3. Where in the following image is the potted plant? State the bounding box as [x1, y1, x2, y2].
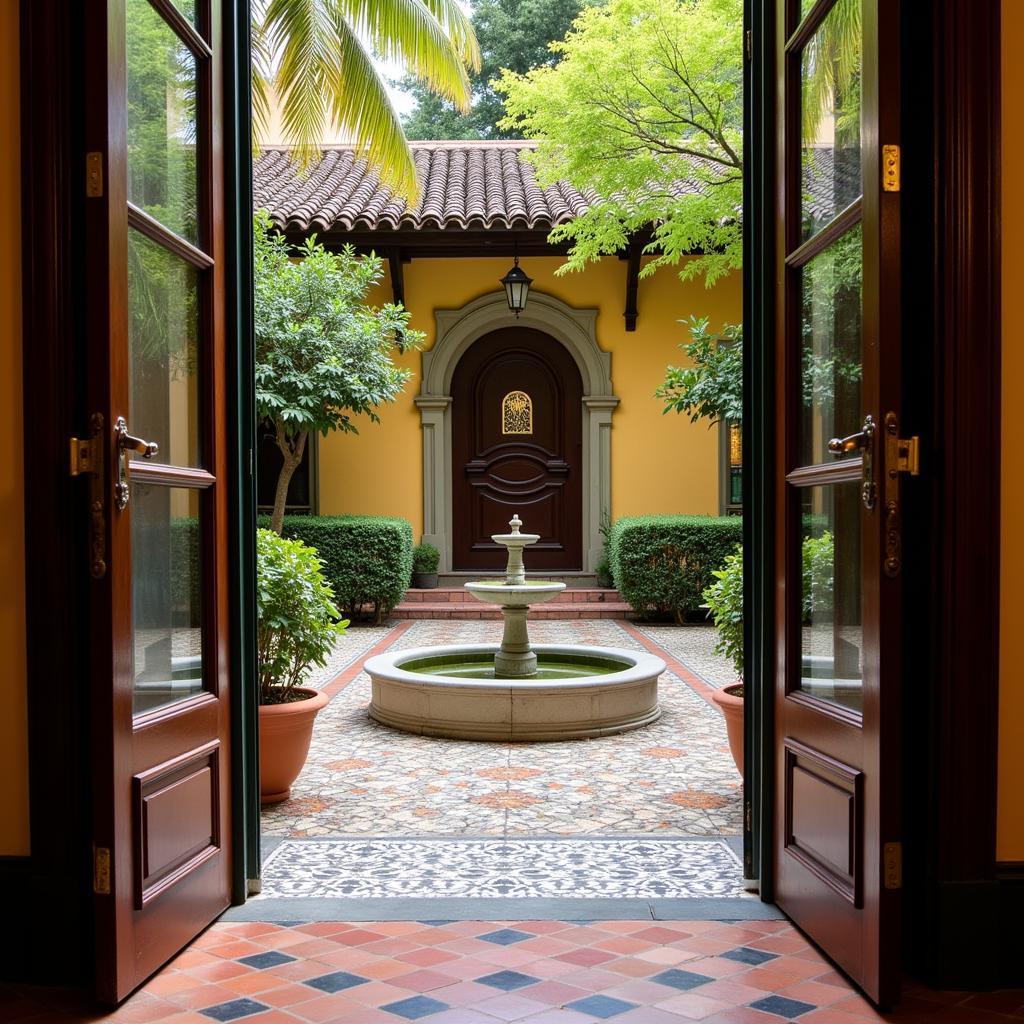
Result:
[703, 545, 745, 776]
[257, 528, 347, 804]
[411, 541, 440, 589]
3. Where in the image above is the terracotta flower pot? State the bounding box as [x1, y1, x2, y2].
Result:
[259, 687, 329, 804]
[711, 683, 745, 777]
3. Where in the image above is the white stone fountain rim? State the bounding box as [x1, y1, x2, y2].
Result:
[364, 643, 666, 692]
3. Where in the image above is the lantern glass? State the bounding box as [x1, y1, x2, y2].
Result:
[500, 259, 533, 315]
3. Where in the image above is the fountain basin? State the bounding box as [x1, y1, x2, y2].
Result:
[366, 643, 665, 741]
[463, 579, 565, 608]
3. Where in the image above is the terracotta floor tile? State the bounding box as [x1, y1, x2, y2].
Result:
[521, 980, 591, 1007]
[696, 978, 778, 1005]
[614, 1009, 695, 1023]
[429, 981, 498, 1006]
[287, 992, 364, 1022]
[472, 993, 549, 1021]
[604, 957, 665, 979]
[655, 991, 734, 1019]
[181, 962, 252, 984]
[593, 937, 657, 956]
[389, 968, 459, 993]
[394, 947, 461, 968]
[778, 978, 856, 1007]
[635, 947, 706, 966]
[554, 948, 618, 968]
[253, 983, 322, 1009]
[426, 1010, 506, 1024]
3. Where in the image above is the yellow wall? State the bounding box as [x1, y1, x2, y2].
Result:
[999, 0, 1024, 862]
[0, 1, 28, 857]
[318, 256, 742, 538]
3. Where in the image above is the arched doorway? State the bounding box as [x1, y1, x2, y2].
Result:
[450, 327, 583, 572]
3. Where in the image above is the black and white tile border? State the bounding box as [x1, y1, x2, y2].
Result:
[256, 836, 752, 900]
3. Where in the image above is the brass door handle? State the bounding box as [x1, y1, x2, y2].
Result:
[114, 416, 158, 510]
[828, 415, 875, 455]
[828, 414, 876, 510]
[116, 416, 159, 459]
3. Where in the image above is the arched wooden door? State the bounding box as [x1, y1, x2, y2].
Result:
[451, 328, 583, 572]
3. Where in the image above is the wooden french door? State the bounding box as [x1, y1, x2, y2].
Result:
[773, 0, 904, 1007]
[84, 0, 232, 1003]
[451, 328, 583, 572]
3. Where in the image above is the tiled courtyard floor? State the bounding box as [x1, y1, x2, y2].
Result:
[8, 919, 1023, 1023]
[260, 620, 742, 840]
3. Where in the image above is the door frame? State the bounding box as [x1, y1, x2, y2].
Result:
[417, 290, 619, 574]
[4, 0, 1019, 996]
[744, 0, 1021, 991]
[9, 0, 257, 988]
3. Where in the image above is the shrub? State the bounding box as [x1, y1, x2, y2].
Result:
[608, 515, 744, 622]
[256, 528, 347, 705]
[802, 530, 835, 622]
[412, 542, 440, 575]
[258, 514, 414, 623]
[703, 545, 744, 682]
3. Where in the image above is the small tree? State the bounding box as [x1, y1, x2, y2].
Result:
[656, 316, 742, 425]
[254, 210, 424, 533]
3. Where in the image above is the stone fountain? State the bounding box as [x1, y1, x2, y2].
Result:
[365, 516, 664, 741]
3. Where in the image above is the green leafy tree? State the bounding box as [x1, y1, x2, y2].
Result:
[497, 0, 743, 287]
[254, 210, 425, 533]
[402, 0, 583, 140]
[252, 0, 481, 196]
[657, 316, 742, 424]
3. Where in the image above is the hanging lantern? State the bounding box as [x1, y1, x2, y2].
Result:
[500, 255, 532, 316]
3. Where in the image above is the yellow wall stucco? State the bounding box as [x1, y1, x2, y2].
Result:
[0, 1, 29, 857]
[317, 255, 742, 539]
[998, 0, 1024, 862]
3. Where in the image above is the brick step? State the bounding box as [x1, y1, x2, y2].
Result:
[402, 587, 622, 604]
[392, 601, 636, 621]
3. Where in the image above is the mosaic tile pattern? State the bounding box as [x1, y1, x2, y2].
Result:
[629, 624, 739, 690]
[257, 838, 751, 900]
[9, 919, 1021, 1022]
[262, 620, 742, 839]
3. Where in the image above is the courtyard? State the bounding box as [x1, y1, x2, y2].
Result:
[255, 618, 750, 908]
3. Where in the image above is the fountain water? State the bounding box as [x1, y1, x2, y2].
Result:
[365, 516, 664, 741]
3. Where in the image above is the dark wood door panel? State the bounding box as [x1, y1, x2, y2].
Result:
[452, 328, 582, 572]
[134, 741, 221, 909]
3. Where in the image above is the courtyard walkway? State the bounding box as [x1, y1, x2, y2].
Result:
[260, 620, 742, 840]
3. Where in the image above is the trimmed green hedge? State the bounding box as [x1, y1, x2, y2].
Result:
[258, 514, 413, 623]
[608, 515, 743, 622]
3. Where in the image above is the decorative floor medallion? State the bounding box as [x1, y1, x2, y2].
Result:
[257, 837, 750, 900]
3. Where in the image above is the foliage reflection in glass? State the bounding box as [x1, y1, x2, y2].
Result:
[799, 225, 862, 466]
[127, 0, 199, 244]
[800, 0, 861, 239]
[798, 483, 863, 714]
[128, 228, 201, 467]
[132, 485, 204, 716]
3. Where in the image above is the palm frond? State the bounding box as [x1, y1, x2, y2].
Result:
[801, 0, 861, 143]
[326, 11, 419, 200]
[413, 0, 481, 72]
[250, 14, 274, 149]
[338, 0, 476, 109]
[263, 0, 338, 167]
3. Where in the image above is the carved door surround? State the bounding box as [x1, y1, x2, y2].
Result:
[416, 291, 618, 573]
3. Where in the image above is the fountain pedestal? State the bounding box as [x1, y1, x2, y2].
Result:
[364, 515, 664, 741]
[464, 515, 565, 679]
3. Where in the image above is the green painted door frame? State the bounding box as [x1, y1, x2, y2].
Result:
[224, 0, 260, 902]
[742, 0, 775, 901]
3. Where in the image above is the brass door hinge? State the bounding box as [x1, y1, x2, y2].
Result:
[882, 145, 900, 192]
[86, 152, 103, 197]
[70, 413, 107, 578]
[883, 841, 902, 890]
[93, 845, 111, 895]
